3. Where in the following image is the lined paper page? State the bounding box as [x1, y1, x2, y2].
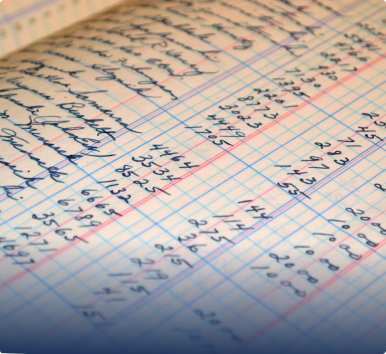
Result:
[0, 0, 385, 353]
[0, 0, 124, 56]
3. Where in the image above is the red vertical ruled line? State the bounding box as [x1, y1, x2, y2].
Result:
[0, 0, 382, 336]
[0, 10, 380, 346]
[0, 0, 378, 205]
[112, 198, 386, 346]
[0, 32, 371, 234]
[0, 32, 284, 178]
[0, 0, 371, 251]
[201, 161, 386, 342]
[50, 61, 386, 329]
[0, 47, 384, 295]
[0, 0, 365, 175]
[36, 1, 386, 341]
[1, 20, 382, 236]
[240, 211, 386, 351]
[0, 2, 308, 171]
[101, 123, 386, 328]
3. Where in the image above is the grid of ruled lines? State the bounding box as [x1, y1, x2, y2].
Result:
[0, 0, 385, 353]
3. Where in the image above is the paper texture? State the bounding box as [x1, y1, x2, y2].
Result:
[0, 0, 385, 353]
[0, 0, 124, 55]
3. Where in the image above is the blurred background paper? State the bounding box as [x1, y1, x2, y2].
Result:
[0, 0, 124, 56]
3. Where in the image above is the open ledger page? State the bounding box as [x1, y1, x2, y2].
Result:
[0, 0, 385, 353]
